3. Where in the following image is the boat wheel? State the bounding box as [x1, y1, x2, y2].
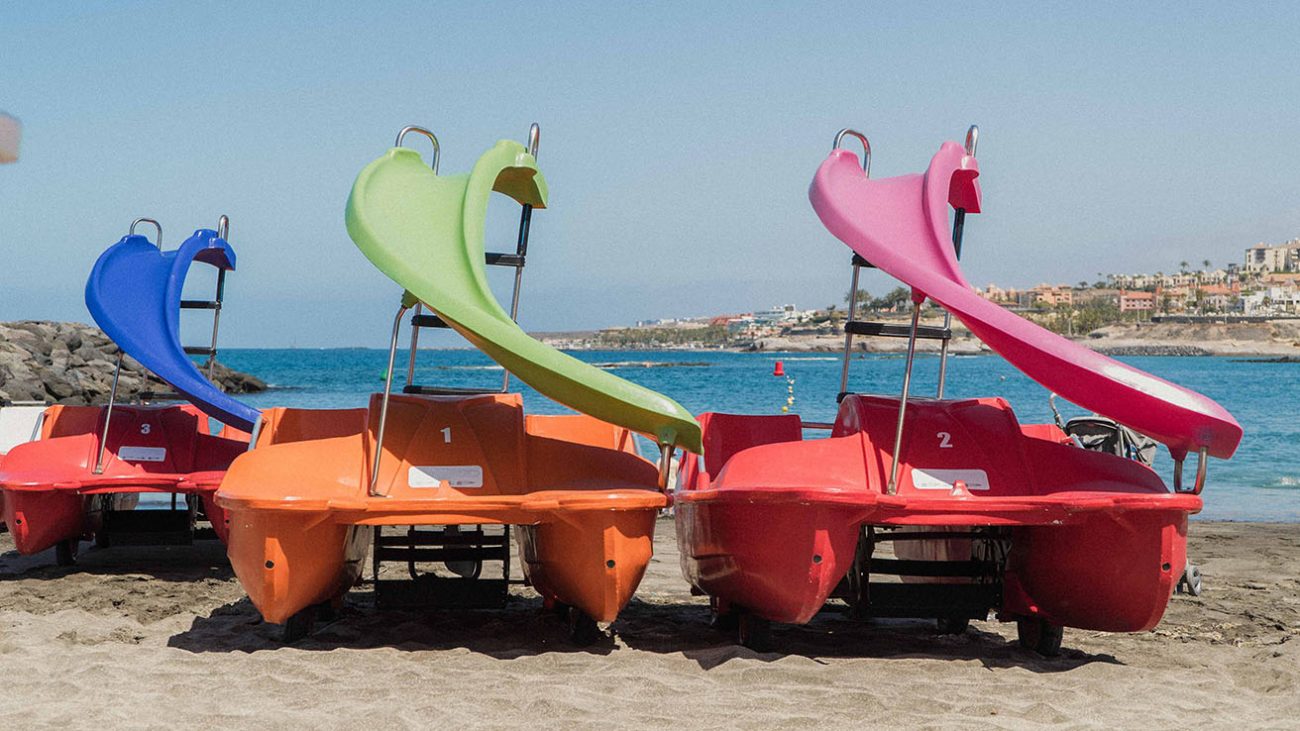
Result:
[936, 617, 970, 635]
[1016, 618, 1063, 657]
[55, 539, 79, 567]
[737, 613, 772, 653]
[567, 607, 601, 646]
[281, 606, 316, 643]
[1178, 562, 1203, 597]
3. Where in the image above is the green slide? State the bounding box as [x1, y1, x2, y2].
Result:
[346, 138, 702, 453]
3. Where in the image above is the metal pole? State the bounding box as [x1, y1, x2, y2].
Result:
[936, 125, 978, 398]
[206, 215, 230, 380]
[657, 443, 674, 492]
[94, 353, 124, 475]
[887, 299, 923, 495]
[839, 262, 862, 397]
[406, 302, 423, 389]
[503, 122, 540, 393]
[369, 304, 410, 496]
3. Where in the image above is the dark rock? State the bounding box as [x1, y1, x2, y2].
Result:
[0, 320, 266, 407]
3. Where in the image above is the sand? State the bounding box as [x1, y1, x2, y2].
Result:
[1, 520, 1297, 730]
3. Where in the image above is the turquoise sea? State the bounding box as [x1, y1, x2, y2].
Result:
[221, 348, 1299, 523]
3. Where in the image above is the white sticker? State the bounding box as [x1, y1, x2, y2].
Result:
[119, 446, 167, 463]
[408, 465, 484, 488]
[910, 468, 990, 491]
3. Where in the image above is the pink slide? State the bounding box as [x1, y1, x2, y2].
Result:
[809, 142, 1241, 461]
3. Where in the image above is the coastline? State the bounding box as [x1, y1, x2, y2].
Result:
[536, 318, 1300, 357]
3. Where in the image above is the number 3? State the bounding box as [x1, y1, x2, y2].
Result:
[937, 431, 952, 448]
[140, 423, 151, 435]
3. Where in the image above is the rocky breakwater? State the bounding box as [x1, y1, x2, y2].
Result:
[0, 321, 265, 404]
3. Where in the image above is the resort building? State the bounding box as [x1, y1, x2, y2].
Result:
[1244, 238, 1300, 273]
[1118, 290, 1155, 313]
[1029, 284, 1073, 307]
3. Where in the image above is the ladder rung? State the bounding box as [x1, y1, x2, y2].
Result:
[484, 252, 525, 267]
[179, 300, 221, 310]
[845, 321, 950, 340]
[402, 385, 504, 396]
[374, 532, 507, 548]
[183, 346, 217, 356]
[411, 313, 450, 329]
[375, 546, 509, 564]
[869, 558, 993, 578]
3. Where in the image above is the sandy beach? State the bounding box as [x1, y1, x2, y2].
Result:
[1, 519, 1297, 730]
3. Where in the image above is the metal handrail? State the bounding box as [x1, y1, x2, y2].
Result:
[502, 122, 540, 393]
[886, 299, 923, 495]
[936, 124, 979, 398]
[130, 217, 162, 248]
[205, 215, 230, 378]
[834, 129, 871, 399]
[1173, 447, 1209, 495]
[369, 303, 410, 496]
[97, 217, 162, 473]
[396, 126, 440, 173]
[833, 128, 871, 175]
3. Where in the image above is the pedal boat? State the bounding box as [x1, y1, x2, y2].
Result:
[0, 220, 257, 562]
[675, 131, 1242, 652]
[216, 127, 700, 637]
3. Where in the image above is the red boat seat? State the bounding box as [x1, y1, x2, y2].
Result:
[700, 412, 803, 477]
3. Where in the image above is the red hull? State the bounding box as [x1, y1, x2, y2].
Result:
[0, 405, 245, 555]
[676, 396, 1200, 633]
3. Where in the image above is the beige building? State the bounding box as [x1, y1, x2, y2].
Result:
[1244, 239, 1300, 273]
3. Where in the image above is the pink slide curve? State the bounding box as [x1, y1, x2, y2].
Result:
[809, 142, 1241, 461]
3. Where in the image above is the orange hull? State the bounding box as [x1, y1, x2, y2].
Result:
[217, 394, 666, 625]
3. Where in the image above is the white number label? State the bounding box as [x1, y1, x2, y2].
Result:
[441, 427, 452, 444]
[140, 423, 152, 435]
[937, 431, 952, 448]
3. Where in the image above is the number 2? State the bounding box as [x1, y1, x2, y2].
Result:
[937, 431, 952, 448]
[441, 427, 452, 444]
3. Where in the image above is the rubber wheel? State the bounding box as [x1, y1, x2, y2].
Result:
[567, 607, 601, 646]
[937, 617, 970, 635]
[1179, 563, 1203, 597]
[281, 607, 316, 643]
[55, 539, 79, 567]
[1017, 618, 1063, 657]
[709, 597, 739, 632]
[737, 613, 773, 653]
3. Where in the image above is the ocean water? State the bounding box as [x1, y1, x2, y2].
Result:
[221, 348, 1299, 523]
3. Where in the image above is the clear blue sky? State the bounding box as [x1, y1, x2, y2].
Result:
[2, 2, 1297, 347]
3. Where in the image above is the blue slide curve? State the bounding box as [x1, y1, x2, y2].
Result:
[85, 228, 260, 432]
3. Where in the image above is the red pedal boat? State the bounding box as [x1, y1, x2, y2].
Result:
[0, 217, 256, 564]
[675, 128, 1242, 654]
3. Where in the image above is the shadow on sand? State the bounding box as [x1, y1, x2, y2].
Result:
[165, 590, 1121, 673]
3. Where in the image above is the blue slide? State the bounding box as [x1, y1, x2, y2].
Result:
[85, 228, 260, 432]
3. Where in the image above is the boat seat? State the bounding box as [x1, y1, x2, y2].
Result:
[810, 142, 1241, 461]
[85, 229, 260, 432]
[346, 139, 701, 453]
[699, 412, 803, 477]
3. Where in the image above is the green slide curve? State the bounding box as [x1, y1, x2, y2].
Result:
[346, 139, 702, 453]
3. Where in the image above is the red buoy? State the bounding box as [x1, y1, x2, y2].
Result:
[772, 360, 785, 377]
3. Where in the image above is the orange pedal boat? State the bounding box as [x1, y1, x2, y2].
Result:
[216, 125, 700, 641]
